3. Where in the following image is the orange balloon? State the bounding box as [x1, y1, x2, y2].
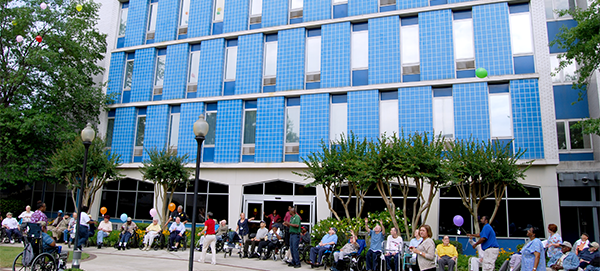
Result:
[168, 203, 176, 212]
[100, 207, 107, 215]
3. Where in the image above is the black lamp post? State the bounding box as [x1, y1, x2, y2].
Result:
[72, 123, 95, 269]
[189, 115, 209, 271]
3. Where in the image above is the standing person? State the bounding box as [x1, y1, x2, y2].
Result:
[30, 200, 48, 224]
[546, 224, 563, 259]
[283, 206, 293, 249]
[142, 218, 161, 250]
[410, 225, 436, 271]
[521, 227, 545, 271]
[165, 205, 189, 226]
[51, 213, 70, 243]
[199, 212, 217, 265]
[96, 215, 112, 248]
[385, 227, 404, 271]
[77, 206, 94, 250]
[365, 217, 386, 271]
[409, 229, 423, 271]
[574, 233, 590, 255]
[235, 213, 254, 244]
[2, 212, 22, 243]
[265, 209, 280, 230]
[117, 217, 138, 250]
[283, 207, 301, 268]
[467, 216, 500, 271]
[436, 236, 458, 271]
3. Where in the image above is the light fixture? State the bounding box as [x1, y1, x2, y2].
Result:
[81, 123, 96, 142]
[193, 115, 209, 137]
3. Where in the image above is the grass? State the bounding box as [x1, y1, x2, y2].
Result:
[0, 245, 90, 268]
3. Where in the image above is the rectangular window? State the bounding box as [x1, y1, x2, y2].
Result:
[453, 11, 475, 74]
[213, 0, 224, 22]
[224, 44, 238, 81]
[289, 0, 303, 24]
[380, 91, 399, 137]
[550, 55, 577, 83]
[432, 88, 454, 139]
[401, 17, 420, 77]
[168, 106, 181, 153]
[118, 3, 128, 37]
[187, 45, 201, 94]
[285, 98, 300, 161]
[557, 120, 592, 150]
[509, 12, 533, 55]
[263, 34, 278, 90]
[332, 0, 348, 18]
[249, 0, 262, 26]
[153, 50, 166, 99]
[333, 0, 347, 3]
[488, 84, 513, 138]
[305, 29, 321, 88]
[133, 108, 147, 162]
[380, 0, 396, 11]
[106, 110, 116, 148]
[330, 94, 348, 142]
[205, 104, 217, 146]
[146, 1, 158, 41]
[352, 23, 368, 86]
[545, 0, 576, 19]
[242, 101, 257, 159]
[178, 0, 190, 37]
[123, 59, 134, 91]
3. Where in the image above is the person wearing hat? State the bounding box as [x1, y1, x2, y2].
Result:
[51, 213, 70, 242]
[548, 241, 580, 271]
[2, 212, 22, 244]
[117, 217, 138, 250]
[96, 215, 113, 249]
[243, 220, 269, 258]
[574, 233, 590, 255]
[579, 242, 600, 269]
[365, 217, 386, 271]
[309, 226, 338, 267]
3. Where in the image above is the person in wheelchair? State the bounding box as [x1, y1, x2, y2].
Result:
[216, 220, 228, 242]
[168, 216, 186, 251]
[365, 217, 386, 271]
[384, 227, 404, 271]
[331, 229, 360, 271]
[2, 212, 22, 244]
[117, 217, 138, 250]
[244, 220, 269, 258]
[40, 222, 59, 254]
[257, 224, 282, 260]
[309, 227, 338, 267]
[142, 218, 161, 251]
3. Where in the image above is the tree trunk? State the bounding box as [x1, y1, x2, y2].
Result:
[375, 180, 399, 232]
[323, 186, 341, 221]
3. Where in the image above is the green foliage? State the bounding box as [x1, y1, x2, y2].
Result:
[0, 198, 26, 216]
[0, 0, 109, 188]
[572, 118, 600, 136]
[48, 137, 122, 210]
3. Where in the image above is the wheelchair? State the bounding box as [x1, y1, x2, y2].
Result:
[195, 233, 226, 253]
[223, 231, 241, 258]
[167, 231, 187, 251]
[260, 239, 283, 260]
[113, 230, 140, 250]
[147, 232, 167, 250]
[12, 223, 68, 271]
[279, 237, 311, 263]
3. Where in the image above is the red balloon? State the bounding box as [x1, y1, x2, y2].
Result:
[35, 35, 42, 43]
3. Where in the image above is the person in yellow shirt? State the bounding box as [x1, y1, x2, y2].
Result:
[437, 235, 459, 271]
[142, 218, 162, 251]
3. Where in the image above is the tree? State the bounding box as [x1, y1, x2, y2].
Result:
[47, 137, 122, 210]
[446, 139, 532, 233]
[139, 147, 192, 225]
[0, 0, 109, 188]
[550, 0, 600, 134]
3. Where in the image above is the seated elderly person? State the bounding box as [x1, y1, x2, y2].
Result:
[257, 224, 282, 259]
[365, 218, 386, 271]
[52, 213, 70, 243]
[168, 217, 186, 250]
[437, 235, 459, 271]
[215, 220, 228, 242]
[48, 210, 65, 241]
[579, 242, 600, 269]
[96, 215, 112, 249]
[585, 258, 600, 271]
[40, 222, 59, 254]
[309, 227, 338, 267]
[2, 212, 22, 244]
[244, 220, 269, 258]
[547, 241, 579, 271]
[142, 218, 161, 251]
[331, 230, 360, 271]
[117, 217, 138, 250]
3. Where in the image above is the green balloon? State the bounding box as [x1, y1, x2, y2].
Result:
[476, 68, 488, 78]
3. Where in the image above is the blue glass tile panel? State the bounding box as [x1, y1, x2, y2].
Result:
[224, 81, 236, 95]
[122, 91, 131, 103]
[322, 22, 351, 88]
[263, 85, 276, 92]
[153, 95, 162, 101]
[250, 23, 262, 29]
[453, 83, 490, 141]
[509, 3, 529, 13]
[162, 43, 189, 100]
[277, 28, 305, 91]
[473, 3, 513, 76]
[187, 92, 196, 98]
[188, 0, 212, 37]
[349, 0, 377, 16]
[403, 74, 420, 82]
[263, 0, 288, 28]
[352, 70, 368, 86]
[177, 103, 204, 161]
[142, 105, 169, 161]
[236, 34, 264, 95]
[333, 4, 348, 18]
[419, 10, 455, 80]
[285, 154, 299, 161]
[215, 100, 242, 163]
[255, 97, 285, 163]
[304, 0, 330, 22]
[369, 16, 401, 85]
[559, 153, 594, 161]
[223, 0, 248, 33]
[227, 39, 238, 47]
[107, 52, 126, 104]
[380, 5, 396, 12]
[397, 0, 428, 10]
[513, 55, 535, 74]
[242, 155, 255, 162]
[112, 107, 137, 164]
[398, 86, 433, 135]
[197, 38, 225, 97]
[300, 94, 329, 160]
[306, 82, 320, 89]
[117, 37, 125, 48]
[547, 20, 577, 53]
[457, 70, 476, 78]
[348, 90, 379, 141]
[155, 0, 178, 42]
[430, 0, 447, 6]
[448, 0, 473, 3]
[130, 48, 156, 103]
[290, 18, 303, 24]
[124, 0, 149, 47]
[553, 85, 589, 119]
[203, 147, 215, 162]
[510, 79, 544, 159]
[212, 22, 223, 34]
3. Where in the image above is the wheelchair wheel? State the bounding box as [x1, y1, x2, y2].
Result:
[12, 252, 27, 271]
[279, 245, 287, 261]
[31, 252, 56, 271]
[215, 240, 224, 253]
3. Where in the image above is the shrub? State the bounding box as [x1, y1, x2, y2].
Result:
[0, 198, 26, 217]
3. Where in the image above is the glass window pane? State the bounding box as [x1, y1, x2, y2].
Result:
[555, 0, 576, 13]
[154, 56, 166, 86]
[550, 55, 560, 82]
[286, 106, 300, 144]
[333, 0, 347, 3]
[188, 51, 200, 84]
[489, 94, 512, 138]
[169, 113, 180, 147]
[124, 61, 134, 89]
[556, 122, 567, 149]
[148, 4, 158, 32]
[564, 61, 577, 82]
[205, 112, 217, 145]
[225, 47, 238, 80]
[264, 42, 278, 77]
[453, 19, 474, 60]
[351, 31, 369, 69]
[135, 116, 146, 147]
[545, 0, 555, 19]
[243, 110, 256, 144]
[179, 0, 190, 26]
[119, 8, 128, 36]
[433, 98, 454, 138]
[569, 121, 591, 149]
[330, 103, 347, 142]
[510, 13, 533, 55]
[380, 100, 399, 136]
[106, 118, 115, 148]
[214, 0, 224, 22]
[291, 0, 303, 10]
[401, 25, 420, 64]
[251, 0, 262, 15]
[306, 37, 321, 73]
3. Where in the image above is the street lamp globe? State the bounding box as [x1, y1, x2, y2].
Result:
[193, 115, 209, 137]
[81, 123, 96, 142]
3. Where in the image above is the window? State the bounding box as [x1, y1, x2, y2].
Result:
[557, 120, 592, 151]
[285, 98, 300, 161]
[106, 110, 116, 149]
[289, 0, 303, 24]
[509, 11, 533, 55]
[453, 11, 475, 76]
[332, 0, 348, 18]
[249, 0, 262, 26]
[550, 55, 577, 83]
[545, 0, 576, 19]
[263, 34, 278, 91]
[488, 84, 513, 138]
[223, 39, 238, 95]
[401, 17, 420, 80]
[118, 3, 128, 38]
[351, 23, 368, 86]
[133, 108, 147, 162]
[187, 44, 201, 94]
[432, 88, 454, 139]
[146, 0, 158, 41]
[242, 101, 257, 160]
[168, 106, 180, 153]
[213, 0, 224, 22]
[305, 29, 321, 89]
[122, 53, 134, 103]
[380, 91, 399, 137]
[330, 94, 348, 142]
[178, 0, 190, 37]
[153, 49, 166, 100]
[333, 0, 347, 3]
[203, 103, 217, 162]
[380, 0, 396, 12]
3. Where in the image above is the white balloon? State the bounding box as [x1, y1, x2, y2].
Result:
[40, 2, 47, 9]
[16, 35, 23, 42]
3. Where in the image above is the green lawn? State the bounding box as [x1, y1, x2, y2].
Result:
[0, 246, 90, 268]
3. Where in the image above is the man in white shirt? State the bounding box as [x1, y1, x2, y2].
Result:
[2, 212, 22, 243]
[244, 220, 269, 258]
[168, 217, 186, 250]
[385, 227, 404, 271]
[76, 206, 94, 250]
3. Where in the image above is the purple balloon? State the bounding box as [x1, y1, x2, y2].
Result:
[453, 215, 464, 227]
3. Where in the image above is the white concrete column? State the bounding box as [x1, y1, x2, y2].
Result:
[154, 184, 166, 224]
[539, 167, 561, 238]
[316, 185, 330, 221]
[90, 188, 103, 221]
[228, 184, 243, 228]
[421, 182, 440, 239]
